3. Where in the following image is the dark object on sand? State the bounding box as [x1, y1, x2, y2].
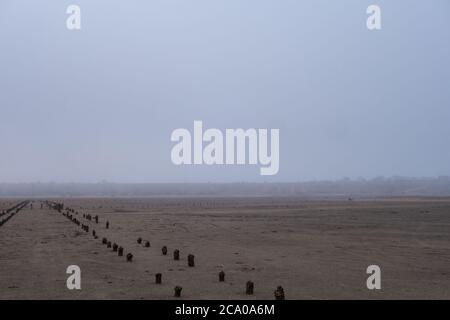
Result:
[173, 249, 180, 260]
[274, 286, 285, 300]
[144, 240, 150, 248]
[106, 221, 109, 229]
[102, 237, 107, 245]
[174, 286, 182, 298]
[155, 273, 162, 284]
[107, 241, 112, 248]
[219, 271, 225, 282]
[113, 243, 118, 252]
[118, 247, 124, 256]
[126, 253, 133, 262]
[162, 246, 167, 255]
[188, 254, 195, 267]
[246, 281, 254, 295]
[137, 237, 142, 244]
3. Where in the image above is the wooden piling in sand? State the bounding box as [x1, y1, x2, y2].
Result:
[219, 271, 225, 282]
[144, 240, 150, 248]
[137, 237, 142, 244]
[162, 246, 167, 255]
[173, 249, 180, 260]
[174, 286, 182, 298]
[118, 247, 123, 256]
[188, 254, 195, 267]
[107, 241, 112, 248]
[126, 253, 133, 262]
[274, 286, 285, 300]
[113, 243, 118, 252]
[155, 273, 162, 284]
[246, 281, 254, 295]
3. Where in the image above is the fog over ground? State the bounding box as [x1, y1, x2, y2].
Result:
[1, 1, 449, 183]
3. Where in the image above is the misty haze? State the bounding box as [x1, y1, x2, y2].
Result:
[1, 0, 450, 303]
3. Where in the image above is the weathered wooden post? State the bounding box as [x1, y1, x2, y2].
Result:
[144, 241, 150, 248]
[126, 253, 133, 262]
[137, 237, 142, 244]
[246, 281, 254, 295]
[155, 273, 162, 284]
[118, 247, 123, 256]
[219, 271, 225, 282]
[113, 243, 118, 252]
[188, 254, 195, 267]
[102, 237, 107, 244]
[274, 286, 285, 300]
[95, 215, 99, 224]
[162, 246, 167, 255]
[107, 241, 112, 248]
[173, 249, 180, 260]
[174, 286, 182, 298]
[106, 221, 109, 229]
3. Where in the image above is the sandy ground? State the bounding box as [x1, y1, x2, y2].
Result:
[0, 197, 449, 299]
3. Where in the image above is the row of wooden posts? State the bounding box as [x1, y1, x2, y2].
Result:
[0, 200, 30, 227]
[47, 201, 285, 299]
[53, 202, 134, 263]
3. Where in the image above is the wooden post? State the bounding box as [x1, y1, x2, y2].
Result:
[174, 286, 182, 298]
[155, 273, 162, 284]
[162, 246, 167, 255]
[246, 281, 254, 295]
[173, 249, 180, 260]
[126, 253, 133, 262]
[144, 241, 150, 248]
[219, 271, 225, 282]
[118, 247, 123, 256]
[102, 237, 107, 245]
[107, 241, 112, 248]
[137, 237, 142, 244]
[274, 286, 285, 300]
[113, 243, 118, 252]
[188, 254, 195, 267]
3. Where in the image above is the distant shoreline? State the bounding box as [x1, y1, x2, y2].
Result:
[2, 178, 450, 197]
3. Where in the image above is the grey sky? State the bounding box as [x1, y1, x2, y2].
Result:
[1, 0, 449, 183]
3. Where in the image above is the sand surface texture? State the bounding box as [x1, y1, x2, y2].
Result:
[1, 197, 449, 299]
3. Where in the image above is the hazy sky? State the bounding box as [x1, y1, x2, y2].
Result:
[1, 0, 449, 183]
